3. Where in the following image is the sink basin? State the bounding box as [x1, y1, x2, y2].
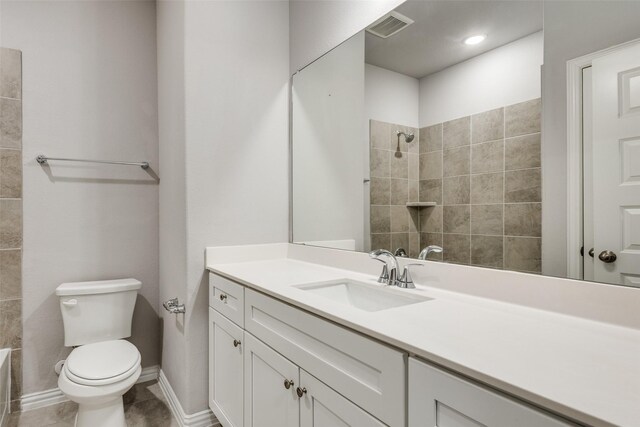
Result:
[295, 279, 431, 312]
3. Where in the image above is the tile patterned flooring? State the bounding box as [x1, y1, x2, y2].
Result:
[6, 380, 177, 426]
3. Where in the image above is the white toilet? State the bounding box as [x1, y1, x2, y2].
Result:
[56, 278, 142, 427]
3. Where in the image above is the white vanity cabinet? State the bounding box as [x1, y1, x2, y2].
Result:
[408, 358, 575, 427]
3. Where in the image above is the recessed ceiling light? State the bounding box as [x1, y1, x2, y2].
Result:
[463, 34, 486, 45]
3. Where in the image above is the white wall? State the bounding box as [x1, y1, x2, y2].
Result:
[0, 0, 160, 394]
[542, 1, 640, 278]
[290, 0, 404, 74]
[293, 33, 365, 250]
[419, 31, 543, 127]
[365, 64, 419, 128]
[157, 0, 289, 414]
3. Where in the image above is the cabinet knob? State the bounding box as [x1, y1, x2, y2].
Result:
[284, 379, 294, 390]
[219, 294, 227, 301]
[296, 387, 307, 398]
[598, 250, 617, 263]
[233, 339, 241, 348]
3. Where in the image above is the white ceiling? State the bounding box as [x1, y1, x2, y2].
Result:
[365, 1, 543, 79]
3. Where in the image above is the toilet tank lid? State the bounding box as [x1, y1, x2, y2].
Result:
[56, 278, 141, 296]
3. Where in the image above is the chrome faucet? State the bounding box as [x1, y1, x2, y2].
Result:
[418, 245, 443, 260]
[369, 249, 399, 286]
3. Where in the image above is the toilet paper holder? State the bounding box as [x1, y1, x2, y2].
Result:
[163, 298, 185, 314]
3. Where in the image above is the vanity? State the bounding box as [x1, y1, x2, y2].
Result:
[206, 244, 640, 427]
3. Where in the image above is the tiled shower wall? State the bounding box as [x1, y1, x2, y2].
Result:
[369, 121, 421, 258]
[0, 47, 23, 411]
[418, 98, 542, 272]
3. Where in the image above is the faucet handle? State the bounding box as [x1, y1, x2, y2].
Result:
[398, 263, 423, 289]
[372, 258, 389, 283]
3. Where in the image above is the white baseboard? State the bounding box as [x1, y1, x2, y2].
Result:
[158, 370, 219, 427]
[20, 365, 160, 412]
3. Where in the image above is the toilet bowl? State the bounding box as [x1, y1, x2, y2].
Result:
[56, 279, 142, 427]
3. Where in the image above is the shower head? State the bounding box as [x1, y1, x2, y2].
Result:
[397, 131, 415, 143]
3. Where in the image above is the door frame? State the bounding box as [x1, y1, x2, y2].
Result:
[566, 37, 640, 279]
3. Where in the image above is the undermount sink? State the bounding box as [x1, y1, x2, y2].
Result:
[295, 279, 431, 312]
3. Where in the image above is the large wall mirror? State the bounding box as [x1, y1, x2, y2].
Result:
[291, 0, 640, 288]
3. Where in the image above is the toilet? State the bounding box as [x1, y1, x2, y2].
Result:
[56, 278, 142, 427]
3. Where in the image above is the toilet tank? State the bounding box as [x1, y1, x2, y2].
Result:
[56, 278, 141, 347]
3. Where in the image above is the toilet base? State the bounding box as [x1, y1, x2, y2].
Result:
[75, 396, 126, 427]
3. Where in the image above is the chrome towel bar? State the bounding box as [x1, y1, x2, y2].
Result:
[37, 154, 149, 169]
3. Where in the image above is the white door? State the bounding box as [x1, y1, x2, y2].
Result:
[209, 308, 244, 427]
[408, 358, 573, 427]
[299, 370, 386, 427]
[592, 41, 640, 286]
[244, 333, 299, 427]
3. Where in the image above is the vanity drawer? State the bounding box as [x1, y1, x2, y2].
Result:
[209, 273, 244, 327]
[244, 288, 406, 427]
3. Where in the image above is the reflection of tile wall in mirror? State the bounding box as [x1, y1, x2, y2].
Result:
[413, 98, 542, 273]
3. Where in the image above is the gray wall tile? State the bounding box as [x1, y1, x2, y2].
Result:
[370, 149, 390, 178]
[471, 140, 504, 174]
[370, 120, 391, 149]
[408, 154, 419, 181]
[409, 232, 421, 258]
[471, 205, 503, 235]
[443, 146, 470, 177]
[0, 48, 22, 100]
[420, 152, 442, 180]
[420, 124, 442, 153]
[443, 116, 470, 149]
[370, 178, 390, 205]
[409, 180, 419, 202]
[408, 208, 420, 233]
[0, 98, 22, 149]
[471, 235, 503, 268]
[0, 149, 22, 198]
[370, 205, 390, 233]
[0, 249, 21, 300]
[420, 205, 443, 233]
[390, 205, 408, 232]
[472, 107, 504, 144]
[0, 299, 21, 348]
[505, 98, 541, 137]
[470, 173, 503, 204]
[505, 203, 541, 237]
[443, 205, 470, 234]
[504, 237, 541, 272]
[419, 179, 442, 204]
[505, 168, 541, 203]
[390, 151, 408, 179]
[390, 179, 409, 205]
[371, 233, 391, 251]
[443, 175, 470, 205]
[505, 133, 541, 170]
[443, 233, 470, 264]
[0, 199, 22, 249]
[10, 349, 21, 401]
[391, 232, 409, 252]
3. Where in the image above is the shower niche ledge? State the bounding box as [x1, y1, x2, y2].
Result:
[406, 202, 437, 208]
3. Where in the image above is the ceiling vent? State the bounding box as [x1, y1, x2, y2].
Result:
[366, 11, 414, 39]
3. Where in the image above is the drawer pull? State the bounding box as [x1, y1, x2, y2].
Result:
[219, 294, 227, 302]
[296, 387, 307, 398]
[284, 379, 294, 390]
[233, 339, 241, 348]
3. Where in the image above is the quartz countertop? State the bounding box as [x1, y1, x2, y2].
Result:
[207, 253, 640, 427]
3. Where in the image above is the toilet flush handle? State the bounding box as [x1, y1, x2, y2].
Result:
[62, 299, 78, 307]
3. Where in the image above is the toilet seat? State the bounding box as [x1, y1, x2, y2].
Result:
[64, 340, 141, 386]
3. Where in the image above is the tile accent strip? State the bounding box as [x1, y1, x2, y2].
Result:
[0, 46, 23, 412]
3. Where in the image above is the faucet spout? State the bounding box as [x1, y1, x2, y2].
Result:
[369, 249, 399, 286]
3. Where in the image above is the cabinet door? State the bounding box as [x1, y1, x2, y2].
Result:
[408, 358, 575, 427]
[299, 370, 386, 427]
[209, 308, 244, 427]
[244, 332, 299, 427]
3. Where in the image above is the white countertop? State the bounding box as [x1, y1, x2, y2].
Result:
[207, 251, 640, 427]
